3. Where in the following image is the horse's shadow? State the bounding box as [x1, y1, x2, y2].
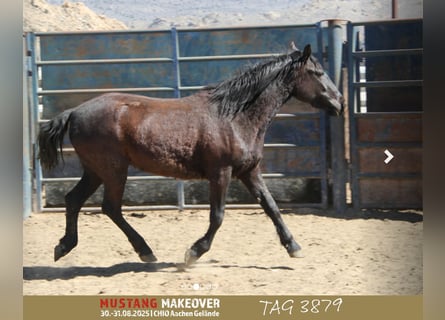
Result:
[23, 261, 294, 281]
[281, 208, 423, 223]
[23, 262, 177, 281]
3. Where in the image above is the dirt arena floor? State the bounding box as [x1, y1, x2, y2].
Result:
[23, 208, 422, 295]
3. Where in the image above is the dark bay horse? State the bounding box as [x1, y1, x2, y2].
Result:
[38, 44, 343, 266]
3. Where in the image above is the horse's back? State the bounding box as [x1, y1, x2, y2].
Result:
[67, 92, 222, 179]
[68, 92, 194, 138]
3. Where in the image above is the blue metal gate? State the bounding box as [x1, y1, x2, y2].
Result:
[346, 19, 423, 209]
[25, 23, 340, 213]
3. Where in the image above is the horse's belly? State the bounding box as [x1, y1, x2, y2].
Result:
[127, 145, 205, 180]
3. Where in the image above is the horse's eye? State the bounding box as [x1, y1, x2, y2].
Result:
[307, 69, 324, 76]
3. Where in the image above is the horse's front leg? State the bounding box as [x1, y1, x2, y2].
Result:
[185, 167, 232, 266]
[239, 166, 303, 258]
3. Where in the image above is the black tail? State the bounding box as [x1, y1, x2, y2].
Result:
[38, 109, 74, 170]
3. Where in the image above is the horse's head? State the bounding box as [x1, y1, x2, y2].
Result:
[289, 44, 344, 116]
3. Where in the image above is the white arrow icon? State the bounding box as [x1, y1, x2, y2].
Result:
[384, 149, 394, 164]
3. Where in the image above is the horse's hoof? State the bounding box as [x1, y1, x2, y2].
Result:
[176, 263, 187, 272]
[289, 249, 304, 258]
[184, 248, 199, 267]
[140, 253, 157, 263]
[54, 244, 66, 262]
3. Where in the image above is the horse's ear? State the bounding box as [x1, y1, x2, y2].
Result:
[290, 50, 300, 62]
[289, 41, 298, 51]
[289, 41, 301, 62]
[298, 44, 312, 65]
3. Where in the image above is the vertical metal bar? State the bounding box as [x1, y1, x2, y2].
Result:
[171, 27, 185, 211]
[29, 33, 44, 212]
[327, 20, 344, 86]
[354, 30, 362, 113]
[327, 20, 347, 214]
[23, 34, 33, 218]
[392, 0, 398, 19]
[315, 21, 325, 65]
[319, 112, 328, 208]
[171, 28, 181, 99]
[316, 22, 328, 208]
[347, 23, 360, 210]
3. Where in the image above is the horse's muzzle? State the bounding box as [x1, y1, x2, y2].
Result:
[328, 102, 344, 116]
[330, 96, 345, 116]
[338, 103, 345, 116]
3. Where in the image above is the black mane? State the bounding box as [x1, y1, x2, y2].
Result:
[206, 52, 300, 118]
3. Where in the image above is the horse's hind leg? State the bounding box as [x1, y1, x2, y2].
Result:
[55, 169, 102, 261]
[101, 176, 157, 263]
[185, 167, 232, 266]
[239, 166, 303, 258]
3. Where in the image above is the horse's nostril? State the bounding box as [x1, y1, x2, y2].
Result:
[331, 104, 344, 116]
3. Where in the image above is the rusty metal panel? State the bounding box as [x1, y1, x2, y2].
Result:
[357, 113, 422, 142]
[262, 147, 321, 174]
[41, 62, 175, 90]
[39, 32, 173, 60]
[351, 112, 422, 208]
[347, 19, 423, 210]
[41, 93, 99, 119]
[178, 26, 319, 57]
[40, 62, 176, 118]
[180, 59, 250, 87]
[359, 178, 422, 208]
[266, 117, 321, 145]
[358, 147, 422, 174]
[39, 32, 176, 118]
[178, 25, 320, 88]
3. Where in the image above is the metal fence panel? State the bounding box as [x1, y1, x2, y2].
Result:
[364, 20, 422, 112]
[28, 23, 334, 212]
[347, 19, 423, 209]
[39, 32, 173, 60]
[177, 25, 320, 56]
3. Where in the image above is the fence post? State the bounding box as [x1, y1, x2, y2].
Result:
[327, 20, 347, 213]
[28, 32, 44, 213]
[23, 34, 33, 218]
[171, 27, 185, 211]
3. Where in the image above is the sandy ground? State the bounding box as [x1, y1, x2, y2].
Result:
[23, 208, 422, 295]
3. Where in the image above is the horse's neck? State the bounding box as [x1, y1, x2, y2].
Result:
[234, 82, 292, 141]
